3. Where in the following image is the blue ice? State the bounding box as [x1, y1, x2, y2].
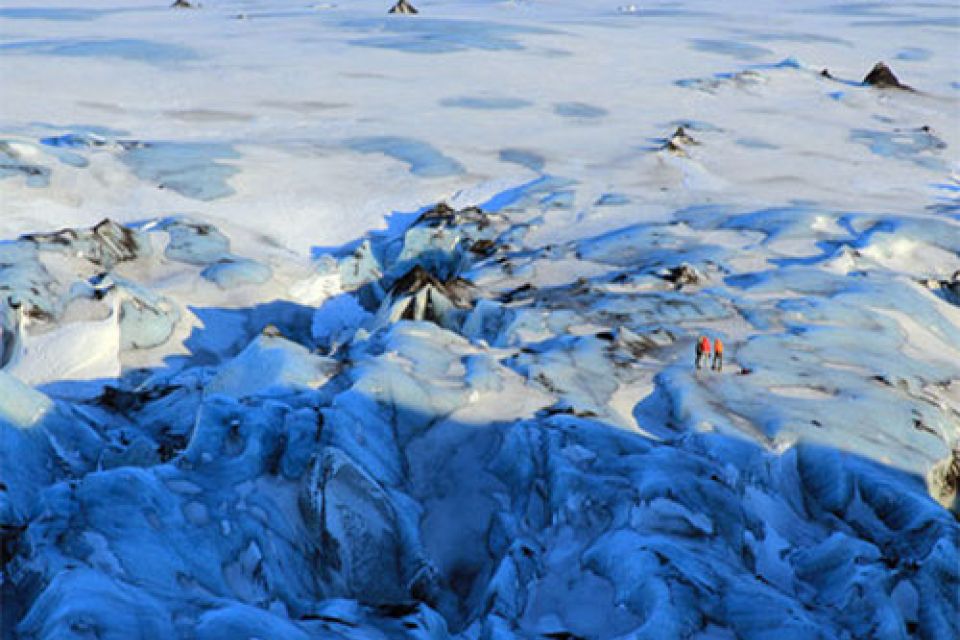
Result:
[40, 133, 103, 148]
[0, 38, 200, 64]
[0, 151, 50, 188]
[747, 31, 852, 46]
[0, 7, 112, 21]
[341, 18, 553, 54]
[735, 137, 778, 150]
[163, 221, 231, 265]
[578, 222, 728, 269]
[850, 128, 947, 171]
[201, 259, 273, 289]
[122, 142, 240, 201]
[553, 102, 608, 118]
[440, 96, 532, 110]
[345, 136, 465, 178]
[807, 3, 904, 18]
[0, 371, 53, 428]
[595, 193, 631, 206]
[689, 39, 774, 60]
[895, 47, 932, 61]
[498, 148, 545, 173]
[35, 123, 127, 137]
[115, 281, 180, 351]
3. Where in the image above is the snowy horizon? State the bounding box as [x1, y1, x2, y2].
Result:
[1, 1, 958, 638]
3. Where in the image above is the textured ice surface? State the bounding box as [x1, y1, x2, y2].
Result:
[2, 196, 957, 638]
[1, 0, 959, 638]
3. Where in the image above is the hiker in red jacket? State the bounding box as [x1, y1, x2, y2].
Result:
[695, 335, 711, 370]
[712, 337, 724, 372]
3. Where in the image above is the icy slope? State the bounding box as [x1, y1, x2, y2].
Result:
[2, 0, 960, 638]
[2, 195, 958, 638]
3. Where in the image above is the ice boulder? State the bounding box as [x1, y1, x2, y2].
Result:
[204, 332, 337, 399]
[201, 258, 273, 289]
[310, 293, 371, 351]
[0, 371, 52, 428]
[3, 294, 121, 388]
[22, 218, 150, 270]
[163, 220, 230, 265]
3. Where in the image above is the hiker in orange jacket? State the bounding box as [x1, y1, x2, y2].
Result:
[695, 335, 710, 370]
[712, 337, 724, 372]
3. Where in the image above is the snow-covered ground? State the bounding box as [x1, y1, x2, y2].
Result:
[1, 1, 959, 638]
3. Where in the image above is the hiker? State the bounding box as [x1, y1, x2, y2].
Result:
[695, 335, 710, 370]
[712, 337, 724, 372]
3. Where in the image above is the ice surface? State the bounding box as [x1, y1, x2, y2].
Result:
[201, 258, 273, 289]
[205, 334, 337, 399]
[689, 39, 774, 60]
[440, 96, 532, 110]
[0, 372, 52, 428]
[1, 0, 959, 638]
[340, 17, 554, 54]
[345, 136, 466, 178]
[552, 102, 608, 119]
[0, 38, 200, 64]
[122, 142, 239, 201]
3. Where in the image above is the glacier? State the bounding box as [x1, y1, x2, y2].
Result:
[1, 1, 959, 638]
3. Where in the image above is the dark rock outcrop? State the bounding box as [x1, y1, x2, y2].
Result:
[391, 265, 473, 309]
[659, 263, 701, 288]
[384, 265, 475, 327]
[388, 0, 418, 14]
[863, 62, 913, 91]
[663, 126, 698, 156]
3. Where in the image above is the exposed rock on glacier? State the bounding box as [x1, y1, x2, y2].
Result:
[862, 61, 913, 91]
[388, 0, 418, 15]
[378, 265, 474, 330]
